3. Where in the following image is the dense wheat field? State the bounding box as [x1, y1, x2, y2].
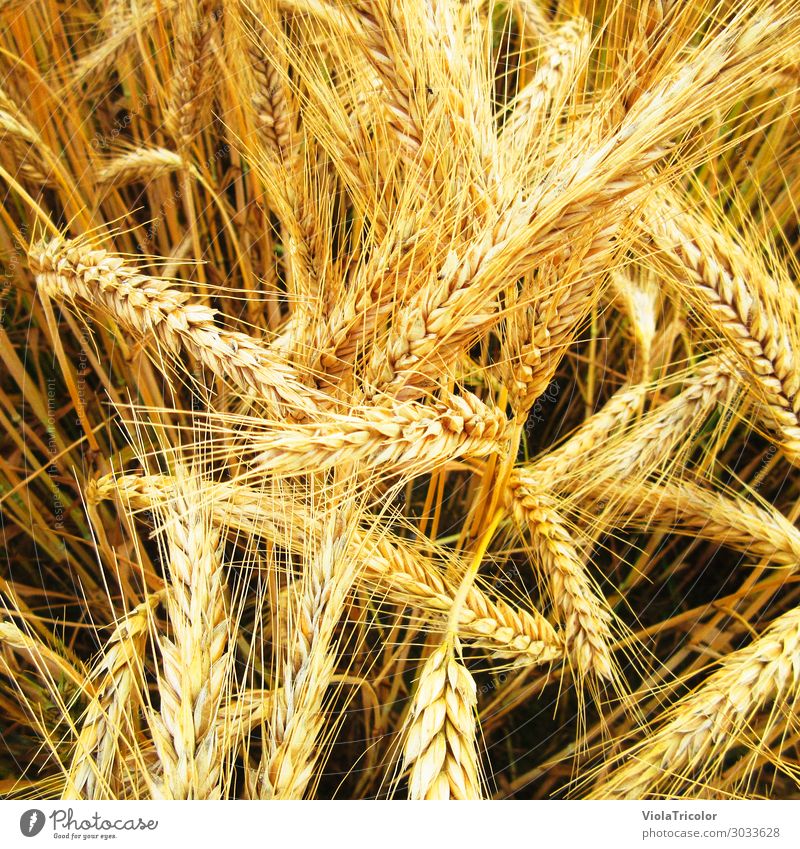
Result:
[1, 0, 800, 801]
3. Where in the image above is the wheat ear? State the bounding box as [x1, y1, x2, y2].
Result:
[90, 473, 562, 665]
[168, 1, 219, 147]
[247, 1, 297, 162]
[644, 190, 800, 465]
[148, 473, 230, 799]
[365, 9, 796, 400]
[229, 390, 508, 479]
[63, 594, 161, 799]
[257, 508, 354, 798]
[514, 0, 551, 43]
[28, 235, 318, 415]
[97, 147, 186, 186]
[507, 478, 615, 681]
[0, 87, 56, 185]
[530, 359, 735, 494]
[402, 637, 482, 799]
[527, 382, 648, 489]
[593, 477, 800, 568]
[502, 17, 591, 145]
[594, 605, 800, 798]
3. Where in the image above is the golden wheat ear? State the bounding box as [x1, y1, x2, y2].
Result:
[64, 593, 163, 800]
[145, 468, 232, 800]
[592, 605, 800, 799]
[401, 637, 482, 800]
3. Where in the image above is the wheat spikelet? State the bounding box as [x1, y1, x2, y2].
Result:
[402, 637, 482, 799]
[507, 479, 615, 681]
[147, 472, 230, 799]
[63, 594, 161, 800]
[594, 605, 800, 798]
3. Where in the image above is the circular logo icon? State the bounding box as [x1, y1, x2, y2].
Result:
[20, 810, 46, 837]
